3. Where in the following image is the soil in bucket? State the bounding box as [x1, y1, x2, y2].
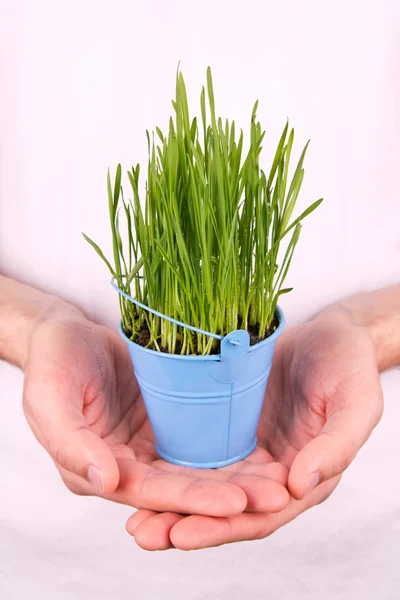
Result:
[127, 313, 280, 355]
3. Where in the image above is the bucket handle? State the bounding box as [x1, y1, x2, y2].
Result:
[111, 277, 227, 342]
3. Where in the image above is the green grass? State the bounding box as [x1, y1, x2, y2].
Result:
[84, 67, 322, 355]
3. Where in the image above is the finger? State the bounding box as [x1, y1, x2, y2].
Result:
[227, 474, 290, 512]
[23, 370, 120, 495]
[127, 511, 183, 551]
[126, 509, 158, 534]
[152, 459, 290, 511]
[112, 459, 247, 517]
[223, 461, 290, 511]
[259, 462, 289, 486]
[170, 513, 271, 550]
[169, 478, 340, 551]
[288, 370, 383, 500]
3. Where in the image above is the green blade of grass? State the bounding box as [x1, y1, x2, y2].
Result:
[86, 67, 323, 354]
[82, 233, 116, 277]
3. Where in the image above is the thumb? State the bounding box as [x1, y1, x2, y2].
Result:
[288, 370, 383, 500]
[23, 373, 120, 495]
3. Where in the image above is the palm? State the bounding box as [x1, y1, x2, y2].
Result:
[259, 322, 341, 470]
[260, 320, 382, 475]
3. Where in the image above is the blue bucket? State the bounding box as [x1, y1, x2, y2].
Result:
[112, 279, 285, 469]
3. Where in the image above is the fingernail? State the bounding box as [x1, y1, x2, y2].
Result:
[304, 472, 320, 497]
[86, 465, 105, 493]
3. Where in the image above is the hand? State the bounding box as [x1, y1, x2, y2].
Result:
[127, 311, 383, 550]
[22, 305, 290, 517]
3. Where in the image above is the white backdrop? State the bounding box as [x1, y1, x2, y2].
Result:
[0, 1, 399, 598]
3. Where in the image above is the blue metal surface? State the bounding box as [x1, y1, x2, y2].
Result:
[112, 278, 285, 467]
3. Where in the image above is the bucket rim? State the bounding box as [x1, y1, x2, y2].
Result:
[119, 305, 286, 361]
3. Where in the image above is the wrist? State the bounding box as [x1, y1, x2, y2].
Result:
[0, 276, 84, 369]
[315, 285, 400, 372]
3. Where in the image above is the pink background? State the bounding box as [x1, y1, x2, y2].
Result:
[1, 1, 399, 597]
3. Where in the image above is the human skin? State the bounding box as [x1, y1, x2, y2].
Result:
[1, 277, 399, 550]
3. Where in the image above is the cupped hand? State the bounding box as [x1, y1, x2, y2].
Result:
[127, 311, 383, 550]
[22, 307, 290, 518]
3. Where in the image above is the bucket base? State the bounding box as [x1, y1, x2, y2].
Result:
[155, 437, 257, 469]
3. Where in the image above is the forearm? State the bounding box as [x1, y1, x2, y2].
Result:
[0, 276, 83, 369]
[317, 284, 400, 372]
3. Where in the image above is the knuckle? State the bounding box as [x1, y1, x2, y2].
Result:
[22, 383, 35, 420]
[332, 446, 353, 476]
[61, 476, 87, 496]
[315, 477, 341, 505]
[321, 432, 354, 477]
[373, 395, 384, 425]
[255, 528, 269, 541]
[53, 440, 71, 471]
[56, 462, 90, 497]
[255, 524, 273, 541]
